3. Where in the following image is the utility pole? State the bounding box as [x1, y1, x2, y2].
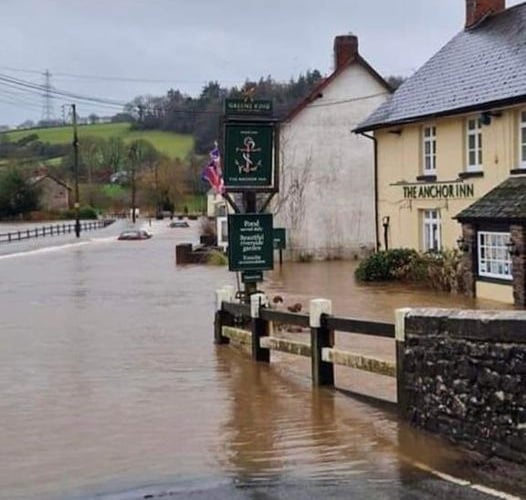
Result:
[71, 104, 81, 238]
[243, 191, 258, 298]
[129, 143, 137, 224]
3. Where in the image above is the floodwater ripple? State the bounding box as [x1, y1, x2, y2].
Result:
[0, 220, 511, 500]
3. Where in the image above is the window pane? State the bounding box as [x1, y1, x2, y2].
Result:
[469, 151, 476, 165]
[469, 135, 475, 149]
[468, 120, 475, 130]
[477, 231, 512, 280]
[478, 149, 483, 165]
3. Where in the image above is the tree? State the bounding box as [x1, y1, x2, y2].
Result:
[0, 167, 40, 218]
[88, 113, 100, 124]
[137, 157, 187, 212]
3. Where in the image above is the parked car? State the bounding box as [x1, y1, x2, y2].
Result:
[169, 221, 189, 228]
[117, 229, 152, 241]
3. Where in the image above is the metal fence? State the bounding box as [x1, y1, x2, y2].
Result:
[0, 219, 115, 244]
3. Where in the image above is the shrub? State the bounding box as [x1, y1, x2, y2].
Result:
[78, 206, 98, 219]
[355, 247, 465, 293]
[207, 250, 227, 266]
[355, 248, 418, 282]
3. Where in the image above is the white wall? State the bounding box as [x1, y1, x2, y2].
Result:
[275, 64, 389, 260]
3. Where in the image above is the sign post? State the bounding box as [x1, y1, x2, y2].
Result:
[223, 98, 279, 299]
[273, 227, 286, 266]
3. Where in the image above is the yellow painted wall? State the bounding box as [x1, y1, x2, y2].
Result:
[476, 281, 514, 304]
[376, 107, 524, 251]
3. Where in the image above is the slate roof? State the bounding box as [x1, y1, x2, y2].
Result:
[455, 176, 526, 221]
[355, 2, 526, 132]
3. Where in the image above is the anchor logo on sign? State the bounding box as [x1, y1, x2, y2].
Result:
[235, 136, 262, 174]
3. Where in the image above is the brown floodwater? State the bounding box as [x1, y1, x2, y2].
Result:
[0, 220, 513, 500]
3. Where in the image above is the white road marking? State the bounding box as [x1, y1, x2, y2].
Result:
[409, 459, 522, 499]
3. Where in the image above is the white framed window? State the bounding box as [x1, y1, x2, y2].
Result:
[422, 210, 441, 252]
[466, 117, 483, 171]
[520, 110, 526, 168]
[422, 125, 437, 174]
[477, 231, 512, 281]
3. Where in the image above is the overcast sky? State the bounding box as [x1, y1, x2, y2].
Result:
[0, 0, 523, 126]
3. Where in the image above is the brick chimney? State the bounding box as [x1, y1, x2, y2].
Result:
[333, 34, 358, 70]
[465, 0, 505, 28]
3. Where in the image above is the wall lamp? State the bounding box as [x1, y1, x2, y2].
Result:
[480, 110, 502, 126]
[506, 239, 519, 256]
[456, 236, 470, 253]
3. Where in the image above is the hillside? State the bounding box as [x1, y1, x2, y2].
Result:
[5, 123, 194, 159]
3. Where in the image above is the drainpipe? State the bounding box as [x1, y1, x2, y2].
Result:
[359, 132, 380, 251]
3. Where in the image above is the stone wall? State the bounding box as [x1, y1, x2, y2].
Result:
[511, 224, 526, 307]
[401, 309, 526, 463]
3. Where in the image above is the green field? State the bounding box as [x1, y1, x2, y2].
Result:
[6, 122, 194, 159]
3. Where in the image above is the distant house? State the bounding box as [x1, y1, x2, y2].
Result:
[355, 0, 526, 305]
[275, 34, 392, 260]
[30, 172, 71, 211]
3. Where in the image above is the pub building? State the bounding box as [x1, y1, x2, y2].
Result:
[354, 0, 526, 305]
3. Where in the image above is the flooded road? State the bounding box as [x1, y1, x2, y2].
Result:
[0, 220, 517, 499]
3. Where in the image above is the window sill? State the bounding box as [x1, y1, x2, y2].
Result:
[416, 174, 437, 182]
[476, 276, 513, 285]
[459, 171, 484, 179]
[510, 168, 526, 175]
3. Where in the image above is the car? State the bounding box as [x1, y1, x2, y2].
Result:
[117, 229, 152, 241]
[169, 221, 189, 228]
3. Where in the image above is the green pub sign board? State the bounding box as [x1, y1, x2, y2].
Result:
[228, 213, 274, 272]
[273, 228, 286, 250]
[225, 99, 273, 116]
[224, 123, 274, 189]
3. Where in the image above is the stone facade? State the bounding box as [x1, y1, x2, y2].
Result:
[401, 309, 526, 464]
[460, 223, 477, 297]
[511, 224, 526, 307]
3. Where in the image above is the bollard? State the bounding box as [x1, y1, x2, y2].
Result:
[310, 298, 334, 387]
[250, 293, 270, 362]
[395, 308, 411, 416]
[214, 287, 235, 345]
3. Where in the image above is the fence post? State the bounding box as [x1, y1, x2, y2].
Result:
[8, 233, 11, 242]
[18, 231, 21, 240]
[250, 293, 270, 362]
[214, 287, 234, 345]
[395, 308, 411, 416]
[310, 298, 334, 387]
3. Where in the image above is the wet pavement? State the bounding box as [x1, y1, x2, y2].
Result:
[0, 219, 521, 500]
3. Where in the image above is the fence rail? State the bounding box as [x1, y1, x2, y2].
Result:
[0, 219, 114, 244]
[215, 289, 402, 403]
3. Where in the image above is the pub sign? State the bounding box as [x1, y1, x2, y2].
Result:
[228, 213, 274, 272]
[223, 123, 274, 190]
